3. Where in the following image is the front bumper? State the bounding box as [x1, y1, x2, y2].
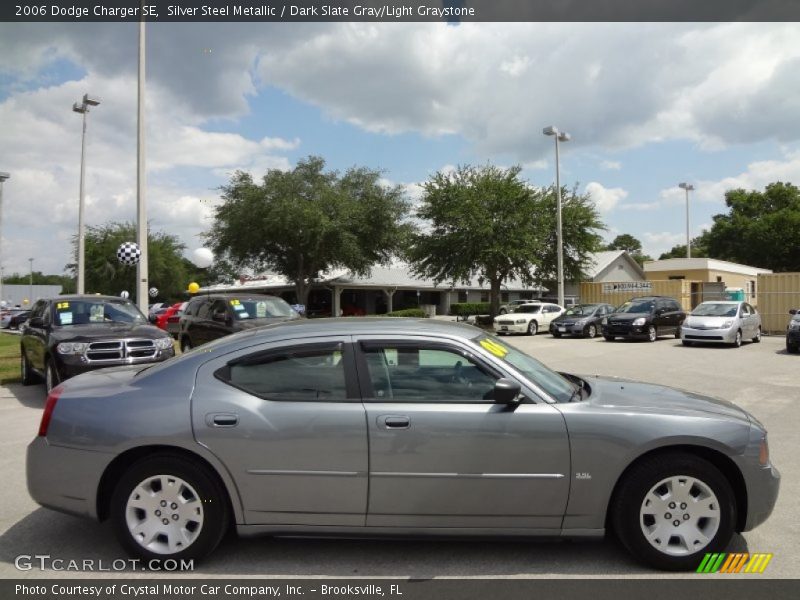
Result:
[26, 436, 113, 520]
[682, 326, 738, 344]
[742, 462, 781, 531]
[601, 324, 649, 339]
[787, 329, 800, 344]
[493, 322, 529, 334]
[550, 321, 588, 335]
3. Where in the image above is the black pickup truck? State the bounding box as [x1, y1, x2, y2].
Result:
[20, 295, 175, 394]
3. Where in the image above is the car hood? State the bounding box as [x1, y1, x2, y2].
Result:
[50, 323, 168, 341]
[554, 315, 591, 324]
[684, 315, 736, 328]
[606, 313, 648, 322]
[582, 375, 750, 423]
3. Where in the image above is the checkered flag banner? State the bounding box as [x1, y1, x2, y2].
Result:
[116, 241, 141, 266]
[148, 287, 159, 298]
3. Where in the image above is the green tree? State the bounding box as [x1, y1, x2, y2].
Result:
[68, 222, 195, 303]
[658, 237, 709, 260]
[2, 272, 76, 294]
[407, 164, 604, 315]
[605, 233, 653, 266]
[701, 182, 800, 271]
[206, 156, 413, 305]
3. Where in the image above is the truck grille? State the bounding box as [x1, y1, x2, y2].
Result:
[85, 339, 157, 363]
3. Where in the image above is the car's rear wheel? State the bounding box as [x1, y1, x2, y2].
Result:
[752, 327, 761, 343]
[731, 330, 742, 348]
[111, 455, 229, 562]
[21, 351, 37, 386]
[612, 452, 736, 571]
[44, 359, 59, 394]
[527, 320, 538, 336]
[586, 324, 597, 339]
[647, 325, 657, 342]
[181, 338, 193, 353]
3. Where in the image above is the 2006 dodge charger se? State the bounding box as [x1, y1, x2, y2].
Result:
[26, 318, 779, 571]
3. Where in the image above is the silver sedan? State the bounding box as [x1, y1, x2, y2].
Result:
[26, 318, 779, 571]
[681, 301, 762, 348]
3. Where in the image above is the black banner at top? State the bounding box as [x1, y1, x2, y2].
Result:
[3, 0, 800, 23]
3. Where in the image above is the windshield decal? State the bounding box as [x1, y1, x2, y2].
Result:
[480, 338, 509, 358]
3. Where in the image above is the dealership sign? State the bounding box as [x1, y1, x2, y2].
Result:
[602, 282, 653, 293]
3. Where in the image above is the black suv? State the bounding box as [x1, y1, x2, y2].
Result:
[601, 296, 686, 342]
[787, 309, 800, 353]
[178, 293, 299, 351]
[20, 295, 175, 394]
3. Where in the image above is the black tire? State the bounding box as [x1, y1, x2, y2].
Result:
[604, 335, 615, 342]
[111, 454, 230, 562]
[787, 341, 799, 354]
[731, 330, 742, 348]
[752, 327, 761, 343]
[20, 350, 37, 386]
[674, 328, 682, 339]
[585, 324, 597, 339]
[181, 337, 193, 353]
[647, 325, 657, 342]
[527, 320, 538, 336]
[499, 308, 507, 315]
[552, 330, 562, 338]
[682, 340, 692, 347]
[44, 358, 59, 394]
[611, 452, 736, 571]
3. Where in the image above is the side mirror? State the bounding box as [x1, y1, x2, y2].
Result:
[493, 378, 522, 404]
[28, 317, 44, 328]
[791, 309, 798, 315]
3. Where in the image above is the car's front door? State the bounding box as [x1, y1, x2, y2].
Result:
[21, 300, 50, 372]
[192, 337, 368, 526]
[356, 337, 571, 530]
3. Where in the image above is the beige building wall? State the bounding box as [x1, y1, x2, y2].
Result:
[580, 280, 694, 311]
[644, 269, 759, 304]
[757, 273, 800, 334]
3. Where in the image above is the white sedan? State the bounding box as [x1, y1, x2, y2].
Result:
[493, 302, 565, 335]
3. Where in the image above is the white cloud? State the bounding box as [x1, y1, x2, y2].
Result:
[499, 55, 531, 77]
[600, 160, 622, 170]
[585, 182, 628, 213]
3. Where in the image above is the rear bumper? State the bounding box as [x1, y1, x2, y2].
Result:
[26, 437, 112, 520]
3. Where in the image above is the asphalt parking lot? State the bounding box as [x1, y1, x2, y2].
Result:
[0, 331, 797, 579]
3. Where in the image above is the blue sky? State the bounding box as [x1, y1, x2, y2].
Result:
[1, 21, 800, 277]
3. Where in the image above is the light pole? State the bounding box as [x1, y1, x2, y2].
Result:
[0, 172, 9, 307]
[73, 93, 100, 295]
[136, 11, 149, 314]
[678, 182, 695, 258]
[543, 125, 571, 308]
[28, 257, 34, 305]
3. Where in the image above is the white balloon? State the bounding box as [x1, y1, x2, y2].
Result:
[191, 247, 214, 268]
[120, 291, 130, 299]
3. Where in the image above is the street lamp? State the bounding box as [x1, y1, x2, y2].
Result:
[136, 12, 149, 314]
[543, 125, 571, 308]
[678, 182, 695, 259]
[0, 172, 9, 306]
[73, 93, 100, 295]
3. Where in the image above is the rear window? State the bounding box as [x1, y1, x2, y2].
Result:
[228, 297, 297, 321]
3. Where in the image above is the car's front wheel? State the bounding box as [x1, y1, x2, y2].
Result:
[527, 320, 538, 336]
[612, 452, 736, 571]
[647, 325, 657, 342]
[181, 337, 193, 353]
[604, 335, 615, 342]
[111, 454, 229, 562]
[44, 359, 59, 394]
[585, 324, 597, 339]
[731, 330, 742, 348]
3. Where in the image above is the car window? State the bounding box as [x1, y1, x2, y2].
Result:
[219, 344, 347, 401]
[740, 304, 750, 316]
[617, 300, 654, 314]
[197, 300, 213, 319]
[228, 296, 296, 320]
[53, 299, 145, 326]
[362, 343, 497, 402]
[184, 299, 202, 317]
[516, 305, 541, 314]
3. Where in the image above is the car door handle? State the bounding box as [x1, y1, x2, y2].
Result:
[378, 415, 410, 430]
[206, 413, 239, 427]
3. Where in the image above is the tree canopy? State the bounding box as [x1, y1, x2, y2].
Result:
[407, 164, 604, 314]
[698, 182, 800, 271]
[605, 233, 652, 266]
[206, 156, 413, 305]
[658, 239, 708, 260]
[68, 222, 197, 303]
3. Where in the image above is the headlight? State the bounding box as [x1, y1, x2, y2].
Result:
[601, 317, 608, 325]
[154, 337, 174, 350]
[789, 321, 800, 331]
[632, 317, 646, 326]
[721, 319, 733, 328]
[515, 318, 527, 324]
[57, 342, 88, 354]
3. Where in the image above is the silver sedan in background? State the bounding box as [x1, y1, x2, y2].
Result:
[681, 301, 762, 348]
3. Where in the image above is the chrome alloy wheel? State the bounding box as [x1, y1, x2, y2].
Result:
[639, 475, 720, 557]
[125, 474, 204, 555]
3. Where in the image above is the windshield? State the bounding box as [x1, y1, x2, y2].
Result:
[228, 297, 296, 321]
[515, 305, 541, 314]
[472, 334, 576, 403]
[692, 303, 739, 317]
[617, 300, 654, 314]
[565, 305, 597, 316]
[53, 299, 146, 326]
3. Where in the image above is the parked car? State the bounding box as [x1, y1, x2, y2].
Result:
[602, 296, 686, 342]
[1, 308, 30, 329]
[26, 318, 779, 570]
[147, 302, 166, 319]
[153, 302, 185, 336]
[549, 303, 616, 338]
[178, 293, 299, 351]
[498, 299, 532, 314]
[493, 302, 564, 335]
[681, 301, 761, 348]
[19, 295, 175, 394]
[166, 302, 189, 339]
[786, 309, 800, 353]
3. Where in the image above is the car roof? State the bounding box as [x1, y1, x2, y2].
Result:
[41, 295, 133, 302]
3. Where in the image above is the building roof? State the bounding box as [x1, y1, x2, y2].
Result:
[643, 257, 773, 277]
[584, 250, 646, 280]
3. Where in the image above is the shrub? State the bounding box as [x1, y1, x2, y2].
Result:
[385, 308, 427, 318]
[449, 302, 491, 317]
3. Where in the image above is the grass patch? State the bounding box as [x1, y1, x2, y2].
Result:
[0, 333, 21, 385]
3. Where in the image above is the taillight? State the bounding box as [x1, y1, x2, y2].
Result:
[38, 386, 62, 437]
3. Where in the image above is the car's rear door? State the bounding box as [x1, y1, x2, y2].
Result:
[355, 335, 571, 530]
[192, 336, 368, 526]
